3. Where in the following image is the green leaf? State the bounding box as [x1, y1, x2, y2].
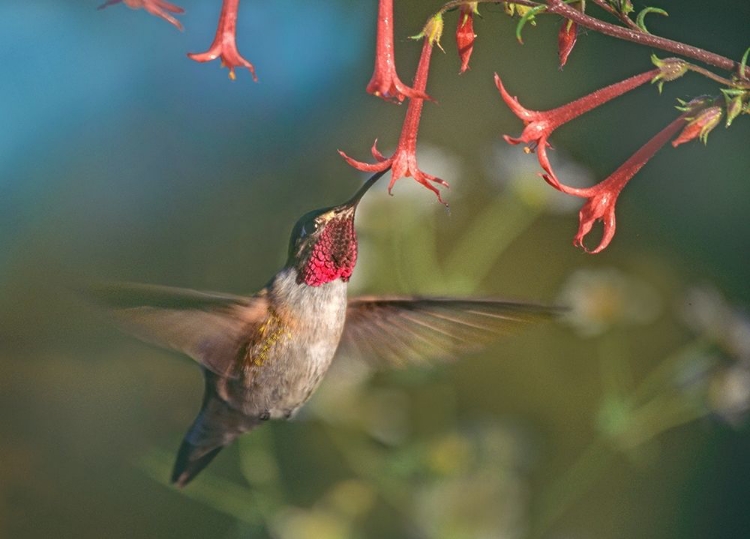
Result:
[636, 7, 668, 34]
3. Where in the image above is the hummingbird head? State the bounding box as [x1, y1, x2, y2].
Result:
[288, 171, 386, 287]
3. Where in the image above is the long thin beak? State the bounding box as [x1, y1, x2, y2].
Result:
[340, 169, 390, 210]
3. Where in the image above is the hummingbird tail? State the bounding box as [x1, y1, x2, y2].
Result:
[171, 377, 263, 488]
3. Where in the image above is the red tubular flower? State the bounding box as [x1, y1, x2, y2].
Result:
[366, 0, 430, 102]
[456, 3, 478, 74]
[340, 17, 448, 204]
[98, 0, 184, 30]
[558, 19, 578, 68]
[543, 113, 689, 253]
[496, 68, 659, 178]
[672, 106, 723, 147]
[188, 0, 256, 81]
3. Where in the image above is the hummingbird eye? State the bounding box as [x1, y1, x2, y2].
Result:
[300, 219, 320, 239]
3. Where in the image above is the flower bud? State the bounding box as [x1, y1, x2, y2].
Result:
[672, 106, 723, 147]
[414, 13, 444, 48]
[651, 55, 688, 92]
[722, 89, 747, 127]
[558, 20, 578, 68]
[456, 3, 478, 74]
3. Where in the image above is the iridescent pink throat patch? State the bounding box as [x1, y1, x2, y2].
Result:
[301, 217, 357, 286]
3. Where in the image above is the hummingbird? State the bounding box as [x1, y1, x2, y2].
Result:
[93, 170, 556, 488]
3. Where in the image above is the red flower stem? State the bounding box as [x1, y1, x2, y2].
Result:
[603, 113, 688, 186]
[374, 0, 396, 81]
[398, 39, 434, 153]
[219, 0, 239, 43]
[555, 112, 690, 198]
[550, 69, 658, 125]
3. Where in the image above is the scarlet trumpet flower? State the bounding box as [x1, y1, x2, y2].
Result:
[341, 16, 447, 203]
[366, 0, 429, 102]
[496, 68, 659, 178]
[98, 0, 184, 30]
[188, 0, 256, 81]
[543, 113, 689, 253]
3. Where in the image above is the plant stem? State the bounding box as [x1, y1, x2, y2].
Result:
[321, 423, 423, 531]
[444, 195, 543, 287]
[435, 0, 748, 81]
[622, 394, 707, 449]
[544, 0, 749, 80]
[589, 0, 641, 32]
[686, 64, 736, 87]
[530, 439, 613, 539]
[626, 338, 711, 406]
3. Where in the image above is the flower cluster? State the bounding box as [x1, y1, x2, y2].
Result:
[340, 14, 450, 205]
[100, 0, 749, 251]
[494, 56, 735, 252]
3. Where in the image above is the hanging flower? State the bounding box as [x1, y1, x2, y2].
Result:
[188, 0, 256, 81]
[340, 15, 448, 204]
[543, 113, 689, 252]
[366, 0, 430, 102]
[98, 0, 184, 30]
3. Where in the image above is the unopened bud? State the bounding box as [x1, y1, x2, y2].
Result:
[675, 96, 712, 113]
[722, 89, 747, 127]
[414, 13, 444, 48]
[651, 55, 688, 92]
[558, 20, 578, 68]
[672, 106, 723, 147]
[456, 3, 479, 74]
[613, 0, 634, 15]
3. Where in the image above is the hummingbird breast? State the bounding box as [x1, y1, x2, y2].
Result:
[219, 267, 348, 420]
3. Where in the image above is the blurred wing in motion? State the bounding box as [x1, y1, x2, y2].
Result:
[338, 296, 559, 367]
[88, 283, 267, 378]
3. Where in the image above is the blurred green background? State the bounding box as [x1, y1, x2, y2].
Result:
[1, 1, 749, 538]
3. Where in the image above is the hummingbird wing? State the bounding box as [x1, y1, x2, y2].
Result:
[89, 283, 267, 378]
[338, 297, 559, 367]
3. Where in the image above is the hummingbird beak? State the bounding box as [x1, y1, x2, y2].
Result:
[339, 169, 390, 211]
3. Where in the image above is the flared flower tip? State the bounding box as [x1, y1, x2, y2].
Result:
[98, 0, 185, 30]
[493, 73, 539, 122]
[187, 50, 257, 81]
[574, 204, 617, 254]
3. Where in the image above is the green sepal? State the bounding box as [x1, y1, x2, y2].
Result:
[515, 5, 546, 44]
[739, 46, 750, 79]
